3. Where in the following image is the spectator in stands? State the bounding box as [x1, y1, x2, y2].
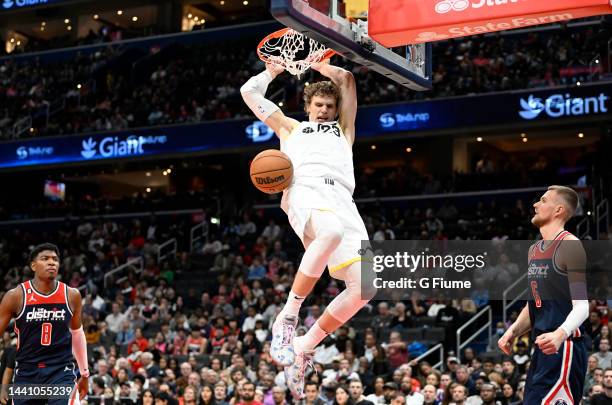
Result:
[384, 331, 409, 369]
[594, 339, 612, 369]
[334, 385, 353, 405]
[500, 359, 519, 390]
[106, 303, 128, 334]
[585, 355, 603, 397]
[390, 302, 414, 330]
[298, 381, 325, 405]
[587, 311, 603, 342]
[347, 380, 373, 405]
[450, 385, 468, 405]
[477, 383, 499, 405]
[365, 377, 385, 404]
[590, 368, 612, 405]
[455, 366, 476, 396]
[371, 302, 393, 332]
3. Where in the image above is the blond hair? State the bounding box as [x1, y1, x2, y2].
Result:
[548, 185, 579, 219]
[303, 81, 340, 112]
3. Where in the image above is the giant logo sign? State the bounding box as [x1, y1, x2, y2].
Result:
[519, 92, 609, 120]
[3, 0, 50, 10]
[80, 135, 167, 159]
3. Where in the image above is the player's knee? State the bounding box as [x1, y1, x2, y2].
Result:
[361, 279, 378, 301]
[345, 271, 377, 302]
[317, 227, 343, 249]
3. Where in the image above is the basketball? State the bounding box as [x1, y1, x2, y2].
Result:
[249, 149, 293, 194]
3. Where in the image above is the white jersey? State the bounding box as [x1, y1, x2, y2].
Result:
[280, 120, 355, 193]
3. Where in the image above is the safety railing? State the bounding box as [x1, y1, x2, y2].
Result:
[412, 343, 445, 370]
[190, 221, 208, 252]
[596, 199, 609, 239]
[502, 273, 527, 326]
[103, 257, 143, 288]
[12, 116, 31, 139]
[576, 216, 590, 239]
[158, 238, 177, 263]
[457, 305, 492, 357]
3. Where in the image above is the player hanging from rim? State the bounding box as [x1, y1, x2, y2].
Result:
[498, 186, 589, 405]
[0, 243, 89, 405]
[241, 61, 376, 399]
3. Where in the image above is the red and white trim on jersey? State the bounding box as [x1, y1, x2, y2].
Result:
[21, 280, 68, 306]
[542, 339, 574, 405]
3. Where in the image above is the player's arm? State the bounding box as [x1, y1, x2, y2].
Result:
[240, 64, 299, 141]
[536, 235, 588, 354]
[311, 62, 357, 145]
[68, 287, 90, 397]
[0, 288, 21, 336]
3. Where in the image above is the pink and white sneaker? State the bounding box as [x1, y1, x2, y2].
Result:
[270, 313, 297, 366]
[285, 349, 315, 400]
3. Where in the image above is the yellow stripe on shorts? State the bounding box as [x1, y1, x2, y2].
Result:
[329, 257, 362, 273]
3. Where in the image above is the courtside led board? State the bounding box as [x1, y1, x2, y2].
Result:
[369, 0, 612, 46]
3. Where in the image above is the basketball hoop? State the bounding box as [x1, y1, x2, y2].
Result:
[257, 28, 336, 77]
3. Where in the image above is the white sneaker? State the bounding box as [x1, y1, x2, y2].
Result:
[270, 313, 297, 366]
[285, 350, 315, 400]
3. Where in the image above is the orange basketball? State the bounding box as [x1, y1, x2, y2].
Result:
[249, 149, 293, 194]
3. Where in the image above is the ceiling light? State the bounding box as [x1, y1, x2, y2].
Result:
[146, 172, 151, 177]
[371, 145, 377, 150]
[522, 137, 528, 143]
[578, 133, 584, 138]
[77, 84, 82, 89]
[93, 14, 99, 19]
[476, 137, 483, 142]
[163, 170, 168, 176]
[117, 10, 123, 15]
[194, 16, 199, 21]
[132, 16, 138, 22]
[576, 81, 581, 86]
[188, 13, 193, 18]
[520, 133, 526, 138]
[64, 18, 70, 24]
[67, 26, 72, 31]
[220, 0, 225, 4]
[16, 41, 20, 46]
[243, 0, 249, 4]
[167, 168, 172, 174]
[406, 147, 412, 153]
[41, 21, 46, 26]
[279, 102, 284, 107]
[146, 187, 151, 193]
[40, 27, 45, 31]
[10, 38, 14, 43]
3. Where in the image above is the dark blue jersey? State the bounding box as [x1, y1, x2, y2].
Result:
[527, 230, 585, 340]
[14, 280, 74, 368]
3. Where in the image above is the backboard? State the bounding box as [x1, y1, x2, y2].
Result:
[270, 0, 433, 91]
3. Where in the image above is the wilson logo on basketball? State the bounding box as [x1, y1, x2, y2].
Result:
[255, 175, 285, 185]
[435, 0, 519, 14]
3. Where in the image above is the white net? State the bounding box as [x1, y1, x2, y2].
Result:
[258, 29, 334, 77]
[407, 44, 427, 71]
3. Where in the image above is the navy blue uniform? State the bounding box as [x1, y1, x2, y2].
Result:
[525, 231, 587, 405]
[13, 280, 79, 405]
